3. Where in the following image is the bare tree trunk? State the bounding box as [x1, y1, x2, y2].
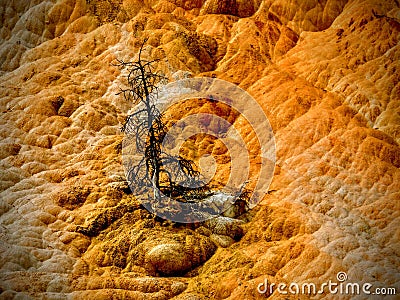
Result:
[117, 38, 205, 205]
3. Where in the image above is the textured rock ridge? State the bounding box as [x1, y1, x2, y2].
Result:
[0, 0, 399, 299]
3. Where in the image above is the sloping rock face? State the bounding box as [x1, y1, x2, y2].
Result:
[0, 0, 399, 299]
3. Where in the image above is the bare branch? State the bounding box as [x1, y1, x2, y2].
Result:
[117, 38, 208, 206]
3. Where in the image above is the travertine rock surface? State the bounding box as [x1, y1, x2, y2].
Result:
[0, 0, 399, 299]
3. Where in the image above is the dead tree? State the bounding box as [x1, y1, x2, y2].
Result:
[116, 39, 204, 202]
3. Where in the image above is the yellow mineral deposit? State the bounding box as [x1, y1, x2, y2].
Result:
[0, 0, 399, 299]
